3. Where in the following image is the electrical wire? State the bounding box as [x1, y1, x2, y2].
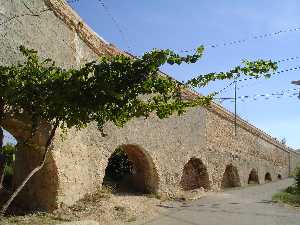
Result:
[97, 0, 133, 53]
[178, 27, 300, 53]
[67, 0, 80, 3]
[216, 88, 300, 103]
[215, 65, 300, 95]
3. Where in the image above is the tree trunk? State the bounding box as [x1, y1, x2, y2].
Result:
[0, 127, 3, 148]
[0, 167, 5, 190]
[0, 97, 5, 190]
[0, 152, 5, 190]
[0, 121, 59, 214]
[0, 97, 4, 146]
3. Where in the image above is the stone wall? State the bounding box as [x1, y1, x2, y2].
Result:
[1, 0, 300, 211]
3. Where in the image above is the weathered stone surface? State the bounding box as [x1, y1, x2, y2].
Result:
[56, 220, 99, 225]
[1, 0, 300, 212]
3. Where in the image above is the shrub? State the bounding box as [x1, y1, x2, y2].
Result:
[0, 144, 15, 165]
[103, 147, 133, 182]
[272, 192, 300, 206]
[295, 166, 300, 193]
[0, 144, 16, 189]
[285, 185, 298, 195]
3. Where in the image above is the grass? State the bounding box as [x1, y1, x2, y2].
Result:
[272, 185, 300, 207]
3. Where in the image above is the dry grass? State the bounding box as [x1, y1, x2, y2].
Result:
[0, 187, 209, 225]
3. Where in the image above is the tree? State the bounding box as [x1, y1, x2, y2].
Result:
[0, 127, 4, 190]
[0, 143, 15, 189]
[280, 137, 287, 145]
[0, 46, 277, 213]
[0, 97, 5, 190]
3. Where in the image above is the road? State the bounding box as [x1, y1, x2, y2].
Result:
[137, 179, 300, 225]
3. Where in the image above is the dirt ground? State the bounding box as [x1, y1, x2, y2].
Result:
[0, 188, 208, 225]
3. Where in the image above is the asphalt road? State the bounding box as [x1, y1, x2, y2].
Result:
[138, 179, 300, 225]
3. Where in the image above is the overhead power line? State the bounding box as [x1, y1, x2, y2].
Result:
[67, 0, 133, 52]
[66, 0, 300, 53]
[218, 57, 300, 95]
[216, 89, 299, 103]
[179, 27, 300, 53]
[97, 0, 133, 53]
[237, 66, 300, 82]
[276, 56, 300, 64]
[216, 65, 300, 95]
[66, 0, 80, 3]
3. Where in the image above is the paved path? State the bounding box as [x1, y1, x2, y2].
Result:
[138, 179, 300, 225]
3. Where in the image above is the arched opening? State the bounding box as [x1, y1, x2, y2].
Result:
[265, 172, 272, 182]
[248, 169, 259, 184]
[0, 129, 17, 192]
[277, 174, 282, 180]
[221, 164, 241, 189]
[103, 144, 159, 194]
[180, 158, 210, 191]
[0, 120, 59, 212]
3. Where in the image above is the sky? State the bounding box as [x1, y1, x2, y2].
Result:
[4, 0, 300, 149]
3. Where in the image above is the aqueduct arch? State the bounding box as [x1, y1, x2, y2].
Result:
[103, 144, 159, 194]
[180, 158, 210, 191]
[221, 164, 241, 189]
[265, 172, 272, 182]
[248, 169, 259, 184]
[1, 113, 59, 211]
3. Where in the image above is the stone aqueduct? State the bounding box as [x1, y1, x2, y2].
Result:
[1, 0, 300, 211]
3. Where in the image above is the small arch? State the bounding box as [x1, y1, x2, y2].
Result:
[0, 129, 17, 191]
[277, 174, 282, 180]
[1, 108, 59, 212]
[248, 168, 259, 184]
[221, 164, 241, 189]
[265, 172, 272, 182]
[103, 144, 159, 194]
[180, 158, 210, 191]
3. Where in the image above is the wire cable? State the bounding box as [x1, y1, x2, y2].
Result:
[97, 0, 133, 53]
[216, 88, 300, 103]
[214, 65, 300, 96]
[179, 27, 300, 53]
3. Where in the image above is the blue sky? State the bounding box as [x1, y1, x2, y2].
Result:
[5, 0, 300, 149]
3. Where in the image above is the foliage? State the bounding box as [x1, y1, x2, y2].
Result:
[0, 144, 15, 189]
[272, 191, 300, 206]
[285, 185, 299, 195]
[0, 46, 278, 135]
[272, 167, 300, 207]
[0, 45, 278, 213]
[0, 143, 15, 165]
[0, 46, 206, 133]
[294, 166, 300, 192]
[186, 59, 277, 87]
[104, 147, 133, 182]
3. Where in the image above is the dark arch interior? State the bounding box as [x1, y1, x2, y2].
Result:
[221, 164, 241, 189]
[277, 174, 282, 180]
[248, 169, 259, 184]
[103, 145, 159, 194]
[265, 172, 272, 182]
[180, 158, 210, 191]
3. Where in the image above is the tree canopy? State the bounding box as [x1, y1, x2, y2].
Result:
[0, 46, 277, 135]
[0, 45, 278, 213]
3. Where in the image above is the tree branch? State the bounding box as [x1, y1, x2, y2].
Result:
[0, 120, 59, 214]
